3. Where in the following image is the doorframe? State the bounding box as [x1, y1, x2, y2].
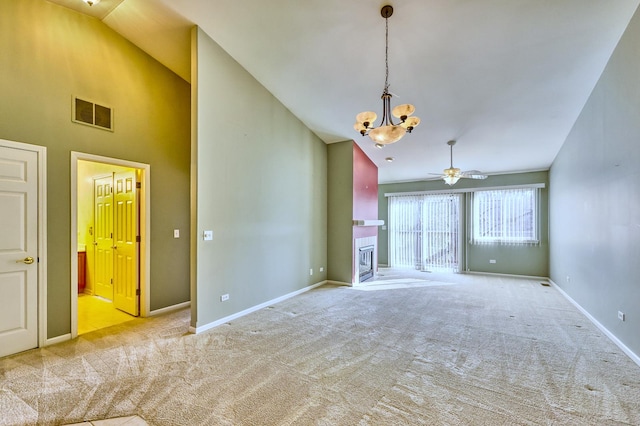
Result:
[70, 152, 150, 338]
[0, 138, 47, 349]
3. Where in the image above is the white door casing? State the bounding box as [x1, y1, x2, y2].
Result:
[0, 141, 46, 358]
[70, 152, 149, 339]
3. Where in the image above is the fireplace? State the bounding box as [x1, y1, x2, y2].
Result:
[359, 245, 375, 282]
[353, 236, 377, 286]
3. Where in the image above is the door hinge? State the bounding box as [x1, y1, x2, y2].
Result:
[110, 278, 113, 284]
[136, 289, 140, 296]
[136, 235, 141, 242]
[110, 232, 113, 238]
[136, 182, 141, 189]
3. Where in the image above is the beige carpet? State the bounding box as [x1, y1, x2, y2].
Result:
[1, 273, 639, 425]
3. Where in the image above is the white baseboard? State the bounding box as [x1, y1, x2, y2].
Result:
[466, 271, 549, 280]
[326, 280, 351, 287]
[45, 333, 71, 347]
[189, 281, 327, 334]
[149, 301, 190, 317]
[549, 279, 640, 368]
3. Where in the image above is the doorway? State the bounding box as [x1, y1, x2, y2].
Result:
[71, 152, 150, 338]
[388, 193, 462, 272]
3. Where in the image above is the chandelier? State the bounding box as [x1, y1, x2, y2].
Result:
[354, 5, 420, 145]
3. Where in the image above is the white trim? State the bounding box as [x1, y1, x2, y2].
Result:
[549, 280, 640, 368]
[70, 152, 151, 340]
[149, 301, 190, 317]
[189, 281, 326, 334]
[385, 183, 546, 197]
[45, 333, 71, 347]
[0, 139, 48, 351]
[380, 168, 550, 185]
[466, 271, 550, 281]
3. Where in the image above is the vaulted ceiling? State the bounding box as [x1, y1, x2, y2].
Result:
[48, 0, 639, 183]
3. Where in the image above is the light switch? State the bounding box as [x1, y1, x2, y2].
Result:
[173, 229, 180, 238]
[203, 230, 213, 241]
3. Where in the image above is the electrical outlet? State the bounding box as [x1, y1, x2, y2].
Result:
[489, 259, 496, 264]
[220, 294, 229, 302]
[566, 275, 570, 283]
[618, 311, 625, 321]
[173, 229, 180, 238]
[309, 268, 313, 276]
[203, 230, 213, 241]
[320, 267, 324, 272]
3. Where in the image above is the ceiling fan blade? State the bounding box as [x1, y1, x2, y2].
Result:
[460, 170, 488, 179]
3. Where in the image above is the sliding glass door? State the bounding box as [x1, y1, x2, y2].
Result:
[388, 193, 461, 272]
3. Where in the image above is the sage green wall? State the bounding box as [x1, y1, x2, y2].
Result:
[379, 171, 549, 277]
[192, 28, 327, 329]
[550, 5, 640, 357]
[327, 141, 355, 284]
[0, 0, 191, 337]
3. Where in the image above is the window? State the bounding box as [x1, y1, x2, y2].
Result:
[472, 188, 538, 245]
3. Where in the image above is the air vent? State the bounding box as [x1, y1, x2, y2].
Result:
[72, 96, 113, 131]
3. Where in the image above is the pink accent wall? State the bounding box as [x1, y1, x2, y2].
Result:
[352, 143, 378, 240]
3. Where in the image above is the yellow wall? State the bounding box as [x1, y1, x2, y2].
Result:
[0, 0, 191, 337]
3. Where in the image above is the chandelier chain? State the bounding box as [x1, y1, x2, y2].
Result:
[384, 15, 389, 93]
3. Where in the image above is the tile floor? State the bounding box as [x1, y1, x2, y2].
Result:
[77, 294, 136, 334]
[65, 415, 148, 425]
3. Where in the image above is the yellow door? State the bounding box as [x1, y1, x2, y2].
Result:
[94, 176, 114, 300]
[113, 171, 139, 316]
[0, 145, 38, 357]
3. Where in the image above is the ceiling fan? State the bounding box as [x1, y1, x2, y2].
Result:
[433, 140, 488, 186]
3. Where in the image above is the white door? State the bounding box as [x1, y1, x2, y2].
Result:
[113, 170, 139, 316]
[0, 145, 38, 358]
[94, 176, 114, 300]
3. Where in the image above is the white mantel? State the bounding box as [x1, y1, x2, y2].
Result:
[352, 219, 384, 227]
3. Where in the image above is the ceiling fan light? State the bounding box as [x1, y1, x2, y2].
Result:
[82, 0, 100, 5]
[368, 125, 406, 145]
[356, 111, 377, 127]
[443, 167, 461, 186]
[392, 104, 415, 119]
[443, 175, 461, 186]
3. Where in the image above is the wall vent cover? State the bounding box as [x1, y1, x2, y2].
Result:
[72, 96, 113, 131]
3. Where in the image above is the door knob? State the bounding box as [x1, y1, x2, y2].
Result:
[112, 246, 118, 250]
[16, 256, 35, 264]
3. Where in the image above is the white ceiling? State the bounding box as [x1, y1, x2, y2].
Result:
[48, 0, 639, 183]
